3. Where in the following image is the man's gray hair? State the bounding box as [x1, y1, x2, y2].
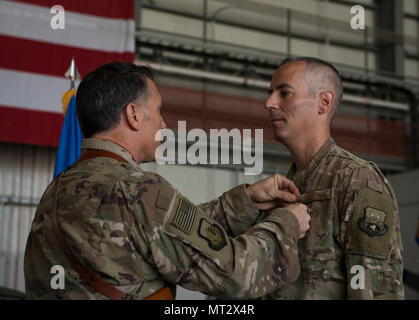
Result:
[278, 57, 343, 123]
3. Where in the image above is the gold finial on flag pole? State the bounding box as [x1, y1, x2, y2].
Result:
[64, 57, 81, 90]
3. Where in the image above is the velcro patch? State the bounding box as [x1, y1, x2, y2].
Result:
[347, 187, 395, 259]
[164, 194, 233, 272]
[172, 198, 197, 235]
[198, 218, 227, 251]
[358, 207, 388, 237]
[153, 188, 175, 224]
[156, 190, 173, 211]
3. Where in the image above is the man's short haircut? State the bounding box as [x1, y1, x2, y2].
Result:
[76, 61, 154, 138]
[278, 56, 343, 122]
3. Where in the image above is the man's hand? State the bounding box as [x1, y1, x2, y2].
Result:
[284, 203, 311, 239]
[245, 174, 300, 210]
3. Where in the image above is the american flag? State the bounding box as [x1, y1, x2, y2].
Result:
[0, 0, 135, 147]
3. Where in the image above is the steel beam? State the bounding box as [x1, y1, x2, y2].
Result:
[375, 0, 405, 77]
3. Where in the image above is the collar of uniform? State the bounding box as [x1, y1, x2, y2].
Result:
[81, 138, 141, 170]
[287, 137, 336, 193]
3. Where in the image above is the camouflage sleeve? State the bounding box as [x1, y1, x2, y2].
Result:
[337, 165, 404, 299]
[197, 184, 260, 237]
[154, 174, 259, 237]
[130, 179, 301, 299]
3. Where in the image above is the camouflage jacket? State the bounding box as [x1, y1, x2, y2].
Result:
[24, 138, 301, 300]
[272, 138, 404, 299]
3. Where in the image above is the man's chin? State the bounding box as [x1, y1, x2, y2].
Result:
[272, 129, 286, 143]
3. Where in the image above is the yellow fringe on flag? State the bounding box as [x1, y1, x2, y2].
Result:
[61, 89, 77, 116]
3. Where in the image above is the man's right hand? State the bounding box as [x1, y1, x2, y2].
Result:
[245, 173, 300, 210]
[284, 203, 311, 239]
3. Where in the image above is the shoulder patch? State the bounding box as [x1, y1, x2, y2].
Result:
[358, 207, 388, 237]
[153, 188, 175, 225]
[157, 189, 173, 211]
[198, 218, 227, 251]
[346, 187, 395, 259]
[172, 198, 197, 235]
[163, 195, 233, 272]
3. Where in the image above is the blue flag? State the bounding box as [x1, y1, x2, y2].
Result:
[53, 93, 83, 178]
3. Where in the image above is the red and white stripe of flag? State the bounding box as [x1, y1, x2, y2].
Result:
[0, 0, 135, 147]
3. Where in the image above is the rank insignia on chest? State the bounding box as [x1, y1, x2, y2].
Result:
[198, 218, 227, 251]
[358, 207, 388, 237]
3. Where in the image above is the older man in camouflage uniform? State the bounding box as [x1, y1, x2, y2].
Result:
[24, 62, 311, 300]
[265, 57, 404, 299]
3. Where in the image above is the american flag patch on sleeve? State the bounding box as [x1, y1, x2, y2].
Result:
[172, 198, 197, 234]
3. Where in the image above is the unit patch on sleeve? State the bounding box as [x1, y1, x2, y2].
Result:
[358, 207, 388, 237]
[346, 187, 395, 259]
[164, 195, 233, 272]
[198, 218, 227, 251]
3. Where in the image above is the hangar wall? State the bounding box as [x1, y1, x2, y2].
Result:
[388, 170, 419, 300]
[0, 143, 55, 292]
[139, 0, 418, 78]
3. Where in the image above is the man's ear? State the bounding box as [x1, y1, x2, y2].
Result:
[318, 90, 335, 115]
[124, 102, 143, 130]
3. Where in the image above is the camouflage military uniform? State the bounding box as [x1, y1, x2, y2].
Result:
[24, 138, 302, 299]
[272, 138, 404, 299]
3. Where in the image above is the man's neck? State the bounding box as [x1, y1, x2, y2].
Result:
[283, 132, 330, 172]
[91, 133, 141, 164]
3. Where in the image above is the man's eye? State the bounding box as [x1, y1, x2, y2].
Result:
[280, 91, 290, 97]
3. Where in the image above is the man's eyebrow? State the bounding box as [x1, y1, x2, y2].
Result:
[268, 83, 294, 94]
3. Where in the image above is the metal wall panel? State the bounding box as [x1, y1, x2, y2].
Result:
[406, 58, 419, 79]
[140, 0, 378, 71]
[388, 169, 419, 299]
[141, 9, 203, 38]
[0, 143, 55, 292]
[404, 0, 418, 15]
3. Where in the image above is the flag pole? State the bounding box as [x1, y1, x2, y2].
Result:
[64, 57, 81, 90]
[53, 58, 83, 178]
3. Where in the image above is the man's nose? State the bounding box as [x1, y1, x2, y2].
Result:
[265, 94, 279, 111]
